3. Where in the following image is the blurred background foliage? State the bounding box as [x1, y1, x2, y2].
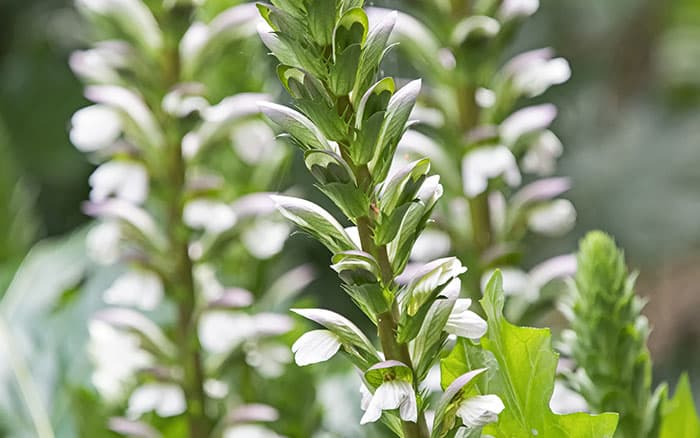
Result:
[0, 0, 699, 435]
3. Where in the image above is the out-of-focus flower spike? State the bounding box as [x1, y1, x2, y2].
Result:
[461, 145, 521, 197]
[89, 160, 148, 205]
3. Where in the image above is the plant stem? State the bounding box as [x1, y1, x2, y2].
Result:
[354, 177, 428, 438]
[161, 37, 212, 438]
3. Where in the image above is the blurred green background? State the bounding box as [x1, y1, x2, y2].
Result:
[1, 0, 699, 415]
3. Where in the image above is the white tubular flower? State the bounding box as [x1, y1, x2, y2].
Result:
[231, 120, 278, 165]
[445, 299, 488, 340]
[162, 88, 208, 118]
[76, 0, 162, 52]
[513, 57, 571, 98]
[70, 105, 122, 152]
[528, 199, 576, 236]
[500, 104, 557, 145]
[410, 229, 451, 262]
[475, 87, 496, 108]
[462, 145, 521, 197]
[360, 380, 418, 425]
[85, 85, 164, 149]
[223, 425, 281, 438]
[245, 342, 292, 378]
[127, 383, 186, 419]
[89, 160, 149, 204]
[522, 130, 563, 176]
[88, 319, 153, 401]
[69, 43, 127, 84]
[291, 329, 341, 366]
[86, 221, 122, 265]
[550, 380, 588, 414]
[198, 311, 255, 353]
[204, 379, 229, 399]
[183, 199, 236, 234]
[456, 394, 505, 427]
[103, 269, 164, 310]
[498, 0, 539, 21]
[241, 219, 290, 260]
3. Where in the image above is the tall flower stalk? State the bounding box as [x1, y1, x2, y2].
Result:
[71, 0, 313, 436]
[257, 0, 499, 436]
[367, 0, 575, 321]
[254, 1, 620, 436]
[561, 231, 665, 438]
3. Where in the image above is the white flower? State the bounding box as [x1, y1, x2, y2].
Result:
[231, 120, 278, 165]
[89, 161, 149, 204]
[204, 379, 229, 399]
[194, 264, 225, 300]
[162, 88, 208, 117]
[70, 105, 122, 152]
[451, 16, 500, 45]
[528, 199, 576, 236]
[498, 0, 539, 21]
[500, 104, 557, 145]
[410, 229, 451, 262]
[241, 219, 290, 259]
[127, 383, 186, 419]
[183, 199, 237, 234]
[85, 85, 164, 148]
[76, 0, 162, 52]
[550, 381, 588, 414]
[69, 43, 129, 84]
[522, 130, 563, 175]
[103, 269, 164, 310]
[198, 311, 292, 354]
[475, 87, 496, 108]
[245, 342, 292, 378]
[462, 145, 521, 197]
[88, 320, 153, 401]
[456, 394, 505, 427]
[86, 221, 122, 265]
[445, 299, 488, 339]
[199, 311, 255, 353]
[513, 57, 570, 98]
[360, 380, 417, 425]
[291, 330, 341, 366]
[223, 425, 281, 438]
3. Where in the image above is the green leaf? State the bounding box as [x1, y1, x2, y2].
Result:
[660, 374, 700, 438]
[260, 102, 330, 151]
[308, 0, 337, 46]
[352, 11, 396, 101]
[455, 271, 620, 438]
[378, 158, 430, 214]
[334, 8, 368, 54]
[329, 43, 361, 96]
[271, 195, 357, 253]
[370, 79, 422, 181]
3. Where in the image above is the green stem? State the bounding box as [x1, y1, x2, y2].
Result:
[161, 37, 212, 438]
[354, 177, 428, 438]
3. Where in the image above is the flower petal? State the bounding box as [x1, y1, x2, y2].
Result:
[445, 299, 488, 339]
[291, 329, 341, 366]
[456, 394, 505, 427]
